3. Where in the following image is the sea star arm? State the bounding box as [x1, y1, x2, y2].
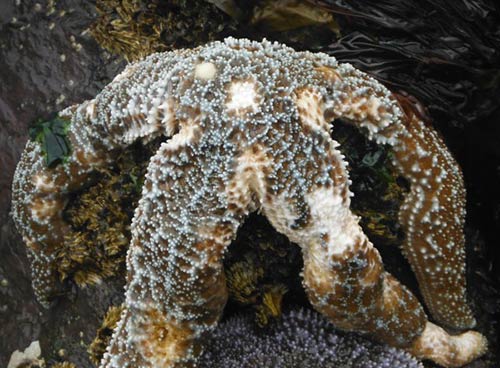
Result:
[318, 63, 476, 330]
[101, 137, 244, 368]
[10, 53, 182, 306]
[260, 103, 487, 367]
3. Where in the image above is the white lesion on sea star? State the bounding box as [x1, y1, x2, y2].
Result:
[11, 38, 487, 368]
[225, 79, 262, 117]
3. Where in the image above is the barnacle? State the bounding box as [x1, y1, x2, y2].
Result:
[254, 284, 288, 326]
[50, 362, 77, 368]
[225, 258, 263, 305]
[89, 305, 125, 366]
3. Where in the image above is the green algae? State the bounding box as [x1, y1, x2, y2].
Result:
[29, 115, 72, 168]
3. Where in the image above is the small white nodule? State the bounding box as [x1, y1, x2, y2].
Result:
[194, 62, 217, 80]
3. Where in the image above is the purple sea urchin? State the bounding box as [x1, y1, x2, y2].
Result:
[199, 308, 424, 368]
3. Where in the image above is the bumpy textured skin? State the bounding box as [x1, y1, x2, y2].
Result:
[11, 38, 487, 367]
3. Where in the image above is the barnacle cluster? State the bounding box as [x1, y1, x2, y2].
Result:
[90, 0, 235, 61]
[224, 214, 304, 326]
[51, 362, 77, 368]
[56, 140, 159, 288]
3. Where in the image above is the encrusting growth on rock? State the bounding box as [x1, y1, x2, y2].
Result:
[224, 213, 305, 327]
[90, 0, 235, 61]
[11, 38, 487, 367]
[89, 305, 126, 366]
[59, 141, 158, 288]
[51, 362, 77, 368]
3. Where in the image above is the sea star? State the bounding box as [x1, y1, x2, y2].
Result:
[11, 38, 487, 367]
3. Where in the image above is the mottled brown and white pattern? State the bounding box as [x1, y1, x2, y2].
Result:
[11, 38, 487, 367]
